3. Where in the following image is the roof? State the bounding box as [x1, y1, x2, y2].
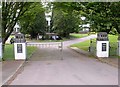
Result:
[14, 23, 20, 28]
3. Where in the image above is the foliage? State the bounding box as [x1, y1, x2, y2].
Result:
[55, 2, 120, 34]
[2, 2, 34, 45]
[83, 2, 120, 33]
[20, 2, 47, 39]
[109, 28, 118, 35]
[51, 2, 81, 38]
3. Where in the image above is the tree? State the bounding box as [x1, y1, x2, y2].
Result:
[53, 2, 120, 34]
[19, 2, 46, 39]
[82, 2, 120, 34]
[28, 11, 47, 39]
[52, 2, 81, 38]
[2, 2, 34, 46]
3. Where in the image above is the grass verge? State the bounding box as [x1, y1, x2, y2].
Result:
[70, 34, 119, 57]
[3, 44, 37, 60]
[70, 33, 88, 38]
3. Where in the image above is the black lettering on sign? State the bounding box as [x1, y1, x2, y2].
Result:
[102, 43, 106, 51]
[17, 44, 22, 53]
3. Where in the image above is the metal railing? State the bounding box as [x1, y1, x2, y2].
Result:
[109, 42, 118, 57]
[27, 42, 63, 48]
[26, 42, 63, 60]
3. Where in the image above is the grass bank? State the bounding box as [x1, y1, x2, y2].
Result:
[70, 33, 88, 38]
[70, 34, 118, 57]
[3, 44, 37, 60]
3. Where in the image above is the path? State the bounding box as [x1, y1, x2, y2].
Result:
[10, 34, 118, 85]
[64, 34, 97, 47]
[2, 61, 24, 85]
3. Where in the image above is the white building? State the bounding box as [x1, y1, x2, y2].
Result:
[12, 23, 21, 34]
[79, 24, 90, 33]
[82, 24, 90, 32]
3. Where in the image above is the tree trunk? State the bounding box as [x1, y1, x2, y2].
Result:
[2, 23, 15, 52]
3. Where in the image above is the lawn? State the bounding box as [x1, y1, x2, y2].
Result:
[70, 33, 88, 38]
[71, 40, 90, 51]
[70, 34, 118, 57]
[3, 44, 37, 60]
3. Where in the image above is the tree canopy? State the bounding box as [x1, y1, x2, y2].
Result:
[2, 2, 34, 44]
[52, 2, 120, 35]
[2, 2, 47, 43]
[82, 2, 120, 34]
[2, 2, 120, 44]
[20, 2, 47, 39]
[51, 2, 81, 38]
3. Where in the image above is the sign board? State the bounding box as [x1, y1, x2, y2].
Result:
[17, 44, 22, 53]
[102, 43, 106, 51]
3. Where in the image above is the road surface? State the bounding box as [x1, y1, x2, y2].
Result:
[10, 35, 118, 85]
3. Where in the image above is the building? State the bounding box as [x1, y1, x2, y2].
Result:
[79, 24, 90, 33]
[12, 23, 21, 35]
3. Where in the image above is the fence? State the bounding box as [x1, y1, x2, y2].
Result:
[27, 42, 63, 49]
[89, 39, 96, 56]
[109, 42, 118, 57]
[26, 42, 63, 60]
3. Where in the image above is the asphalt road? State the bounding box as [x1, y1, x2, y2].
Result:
[10, 35, 118, 85]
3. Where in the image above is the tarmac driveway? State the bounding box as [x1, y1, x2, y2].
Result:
[10, 46, 118, 85]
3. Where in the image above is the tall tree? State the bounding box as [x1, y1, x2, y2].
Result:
[83, 2, 120, 34]
[52, 2, 81, 38]
[19, 2, 46, 39]
[2, 2, 33, 45]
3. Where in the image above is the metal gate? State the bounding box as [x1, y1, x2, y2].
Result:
[89, 39, 96, 56]
[109, 42, 118, 57]
[27, 42, 63, 49]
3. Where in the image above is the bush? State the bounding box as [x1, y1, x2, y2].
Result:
[109, 28, 118, 35]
